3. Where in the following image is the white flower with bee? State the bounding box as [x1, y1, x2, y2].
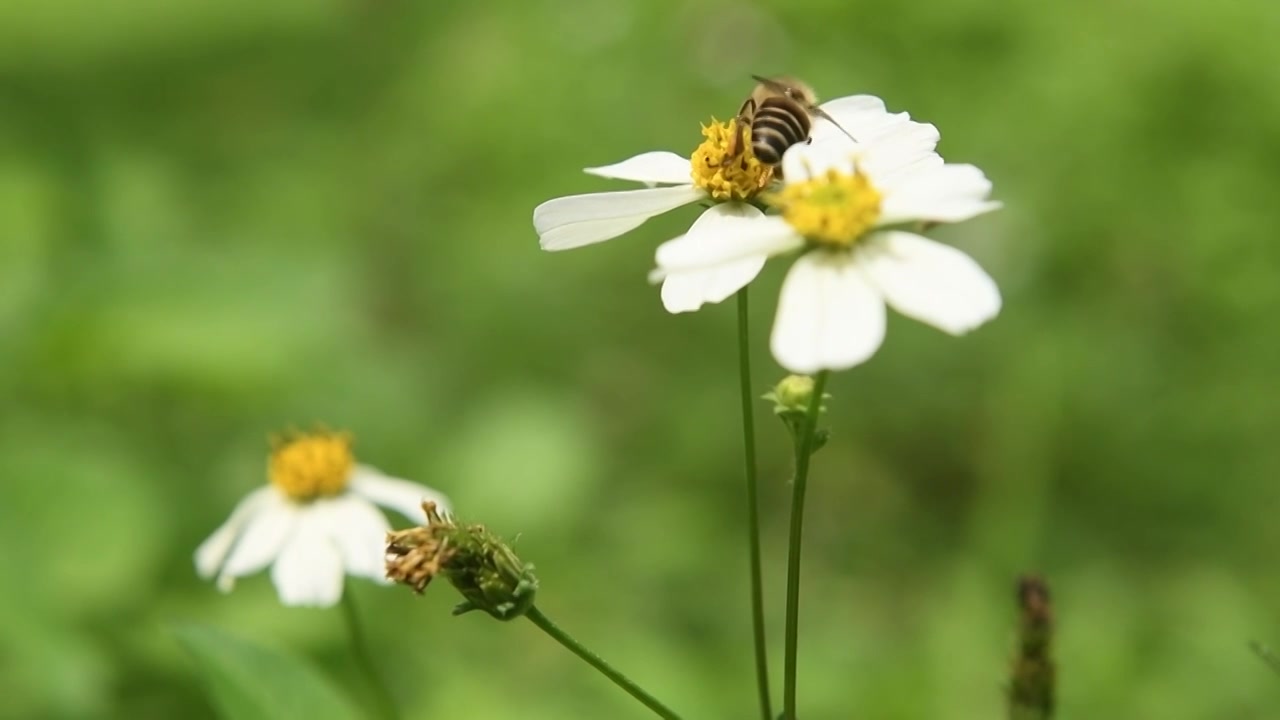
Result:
[652, 133, 1002, 373]
[532, 77, 942, 313]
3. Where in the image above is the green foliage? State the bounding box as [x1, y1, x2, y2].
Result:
[176, 625, 362, 720]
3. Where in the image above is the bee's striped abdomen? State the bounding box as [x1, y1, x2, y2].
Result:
[750, 97, 811, 165]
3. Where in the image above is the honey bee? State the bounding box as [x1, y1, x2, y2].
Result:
[727, 74, 857, 168]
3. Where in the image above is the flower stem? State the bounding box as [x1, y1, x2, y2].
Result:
[782, 370, 830, 720]
[735, 287, 774, 720]
[525, 605, 683, 720]
[1252, 641, 1280, 677]
[340, 587, 400, 720]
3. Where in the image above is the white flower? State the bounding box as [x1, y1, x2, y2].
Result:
[533, 151, 708, 253]
[194, 431, 450, 608]
[653, 136, 1001, 373]
[534, 95, 941, 313]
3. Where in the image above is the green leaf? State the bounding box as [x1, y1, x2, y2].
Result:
[176, 624, 365, 720]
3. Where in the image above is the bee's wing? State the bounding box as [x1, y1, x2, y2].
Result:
[750, 75, 791, 94]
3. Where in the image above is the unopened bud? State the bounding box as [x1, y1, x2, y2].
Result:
[764, 374, 817, 414]
[386, 502, 538, 621]
[762, 374, 830, 454]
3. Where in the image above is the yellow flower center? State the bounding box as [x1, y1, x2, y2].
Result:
[689, 119, 774, 202]
[269, 431, 354, 501]
[767, 168, 883, 247]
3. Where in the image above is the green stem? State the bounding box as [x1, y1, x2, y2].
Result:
[735, 288, 773, 720]
[340, 587, 399, 720]
[782, 370, 830, 720]
[525, 605, 683, 720]
[1253, 641, 1280, 677]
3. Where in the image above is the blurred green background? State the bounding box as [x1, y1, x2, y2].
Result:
[3, 0, 1279, 717]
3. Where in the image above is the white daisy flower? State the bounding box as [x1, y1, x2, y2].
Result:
[653, 138, 1002, 373]
[533, 94, 941, 313]
[194, 430, 450, 608]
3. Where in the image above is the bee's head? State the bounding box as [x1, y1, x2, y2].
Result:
[752, 74, 819, 108]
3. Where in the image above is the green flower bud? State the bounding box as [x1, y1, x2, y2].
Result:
[762, 374, 831, 455]
[763, 374, 817, 414]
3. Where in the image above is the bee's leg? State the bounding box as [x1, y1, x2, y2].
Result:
[725, 115, 749, 160]
[722, 98, 756, 164]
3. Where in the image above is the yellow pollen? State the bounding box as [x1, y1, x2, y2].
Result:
[766, 168, 883, 246]
[269, 430, 355, 501]
[689, 119, 774, 202]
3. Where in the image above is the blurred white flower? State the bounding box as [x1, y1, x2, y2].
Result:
[534, 95, 940, 313]
[194, 431, 450, 608]
[654, 135, 1001, 373]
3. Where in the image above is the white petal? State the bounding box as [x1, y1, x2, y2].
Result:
[861, 118, 940, 153]
[317, 495, 393, 583]
[649, 204, 767, 312]
[811, 95, 939, 152]
[855, 132, 943, 180]
[879, 160, 990, 195]
[820, 94, 889, 118]
[878, 163, 1000, 224]
[783, 135, 940, 193]
[859, 231, 1001, 335]
[812, 95, 891, 143]
[215, 489, 299, 591]
[860, 117, 939, 151]
[781, 142, 858, 182]
[583, 151, 693, 185]
[799, 137, 938, 184]
[534, 185, 705, 251]
[770, 252, 887, 373]
[349, 465, 452, 524]
[863, 150, 944, 188]
[801, 95, 944, 190]
[270, 508, 345, 608]
[655, 214, 802, 273]
[194, 486, 275, 580]
[661, 258, 766, 313]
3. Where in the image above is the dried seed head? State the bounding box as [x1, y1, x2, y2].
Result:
[385, 502, 455, 593]
[385, 502, 538, 621]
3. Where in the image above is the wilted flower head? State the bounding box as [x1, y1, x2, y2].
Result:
[387, 502, 538, 621]
[195, 429, 450, 608]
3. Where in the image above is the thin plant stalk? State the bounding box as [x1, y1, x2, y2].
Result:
[781, 370, 830, 720]
[1253, 641, 1280, 676]
[340, 587, 400, 720]
[525, 605, 683, 720]
[1008, 576, 1055, 719]
[735, 287, 773, 720]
